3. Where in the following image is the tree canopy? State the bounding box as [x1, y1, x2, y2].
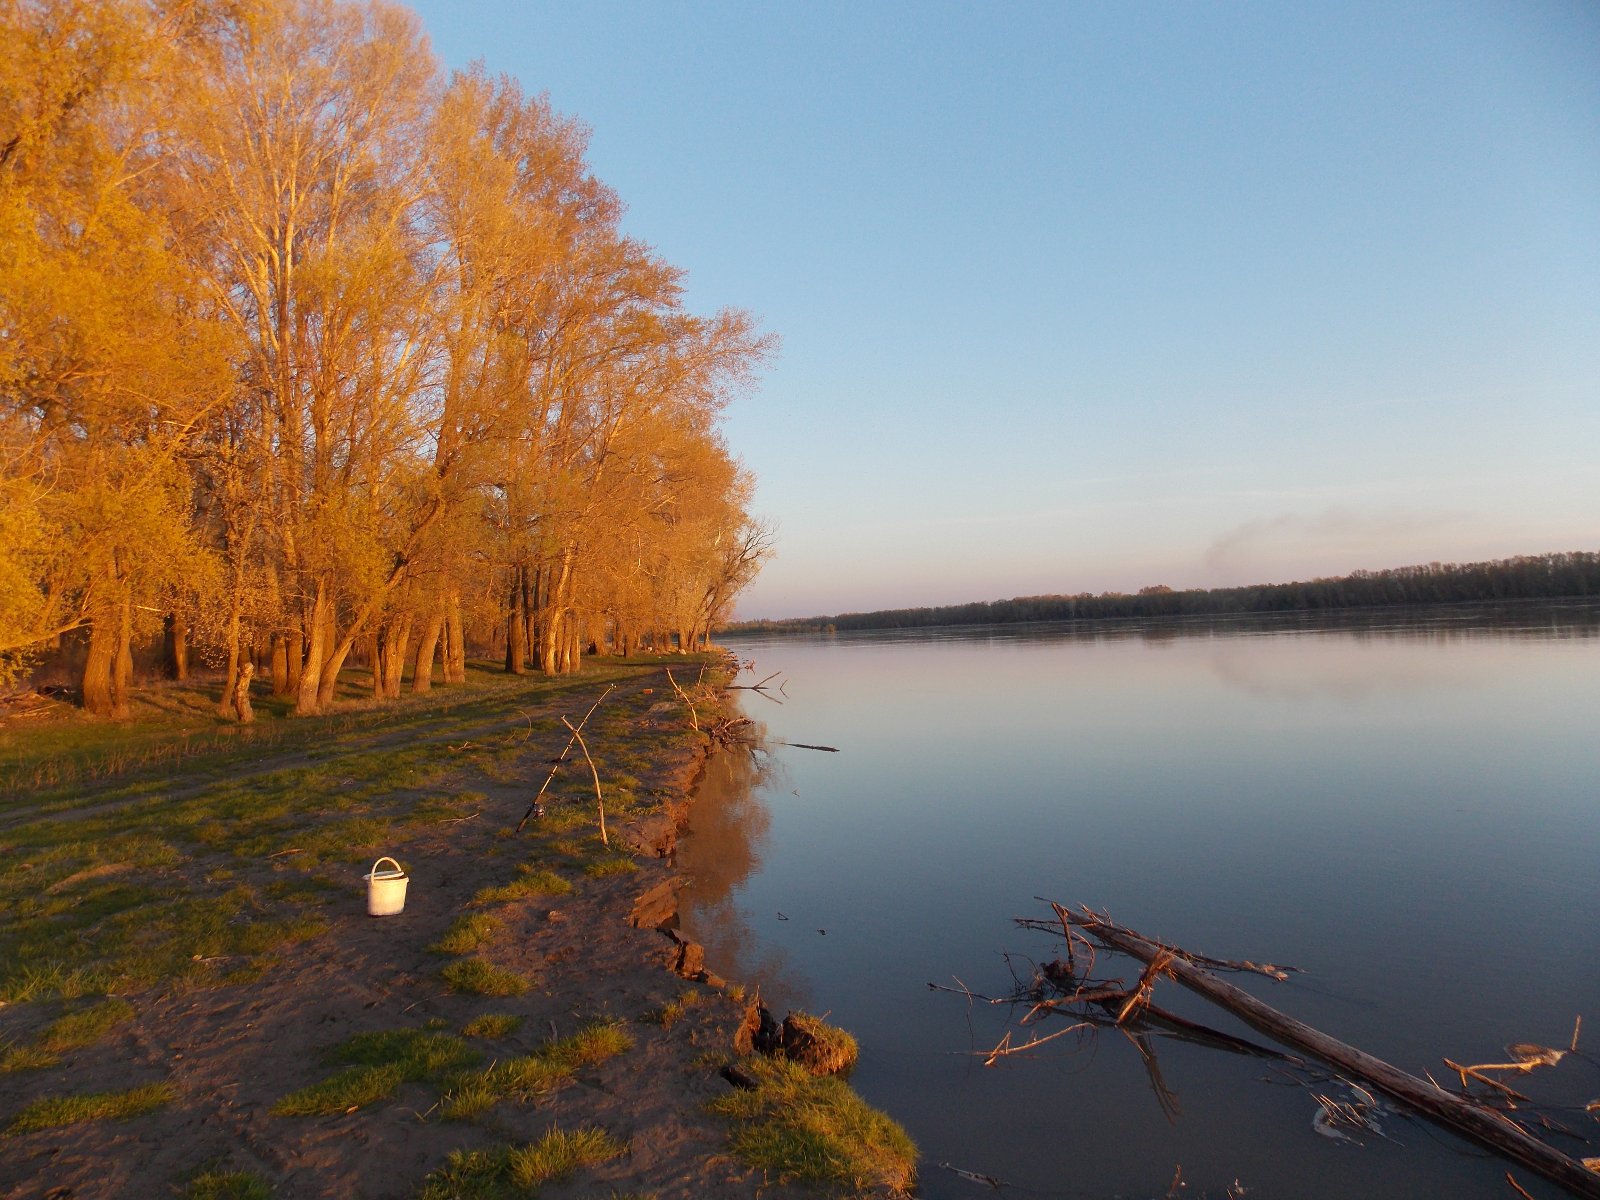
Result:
[1, 0, 775, 714]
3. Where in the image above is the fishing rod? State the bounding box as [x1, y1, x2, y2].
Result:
[514, 683, 615, 833]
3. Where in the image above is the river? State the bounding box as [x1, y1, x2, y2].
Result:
[677, 603, 1600, 1199]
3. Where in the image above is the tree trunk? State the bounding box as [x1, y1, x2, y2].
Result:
[443, 588, 465, 684]
[295, 582, 330, 716]
[381, 616, 412, 698]
[369, 632, 384, 699]
[505, 566, 526, 674]
[110, 594, 133, 717]
[270, 633, 289, 695]
[412, 609, 443, 693]
[82, 616, 116, 717]
[317, 634, 353, 709]
[231, 662, 255, 724]
[162, 613, 189, 680]
[286, 629, 304, 694]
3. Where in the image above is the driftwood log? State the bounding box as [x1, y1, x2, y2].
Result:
[1027, 905, 1600, 1200]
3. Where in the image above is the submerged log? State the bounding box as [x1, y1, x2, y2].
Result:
[1036, 905, 1600, 1199]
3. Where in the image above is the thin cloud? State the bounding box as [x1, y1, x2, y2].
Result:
[1203, 507, 1475, 580]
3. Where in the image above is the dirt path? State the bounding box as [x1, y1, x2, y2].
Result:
[0, 667, 816, 1200]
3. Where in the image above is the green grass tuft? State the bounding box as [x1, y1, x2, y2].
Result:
[709, 1056, 916, 1193]
[436, 1020, 631, 1121]
[440, 957, 530, 997]
[582, 855, 639, 878]
[185, 1168, 273, 1199]
[550, 1019, 632, 1067]
[462, 1013, 523, 1039]
[272, 1028, 477, 1116]
[7, 1081, 174, 1134]
[471, 867, 571, 906]
[429, 913, 504, 955]
[2, 996, 136, 1072]
[415, 1127, 625, 1199]
[508, 1125, 627, 1188]
[642, 988, 701, 1028]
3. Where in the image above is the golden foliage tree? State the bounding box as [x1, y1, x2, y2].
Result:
[2, 0, 773, 716]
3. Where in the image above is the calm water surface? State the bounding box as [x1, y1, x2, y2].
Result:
[677, 606, 1600, 1199]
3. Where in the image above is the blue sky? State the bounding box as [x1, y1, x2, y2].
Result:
[407, 0, 1600, 618]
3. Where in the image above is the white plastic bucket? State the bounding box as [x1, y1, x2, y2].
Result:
[365, 856, 409, 916]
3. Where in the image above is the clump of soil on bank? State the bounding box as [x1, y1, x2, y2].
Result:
[0, 660, 913, 1198]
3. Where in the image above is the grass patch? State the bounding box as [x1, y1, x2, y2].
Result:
[583, 855, 639, 878]
[642, 988, 701, 1029]
[462, 1013, 523, 1039]
[780, 1011, 860, 1075]
[272, 1028, 478, 1117]
[472, 867, 571, 906]
[430, 913, 504, 955]
[7, 1081, 174, 1134]
[437, 1020, 632, 1121]
[709, 1055, 916, 1194]
[0, 662, 685, 1009]
[549, 1019, 632, 1066]
[40, 997, 136, 1051]
[2, 996, 136, 1071]
[416, 1126, 626, 1198]
[185, 1168, 274, 1199]
[440, 957, 530, 997]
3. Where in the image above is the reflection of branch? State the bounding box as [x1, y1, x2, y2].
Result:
[1122, 1026, 1182, 1122]
[729, 671, 782, 691]
[938, 1162, 1013, 1192]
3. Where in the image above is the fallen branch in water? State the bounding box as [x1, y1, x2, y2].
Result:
[979, 1021, 1091, 1065]
[1024, 903, 1600, 1199]
[729, 670, 783, 691]
[773, 739, 839, 753]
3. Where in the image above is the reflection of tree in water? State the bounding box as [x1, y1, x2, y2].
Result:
[677, 734, 809, 1010]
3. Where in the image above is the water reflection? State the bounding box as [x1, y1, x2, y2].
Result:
[677, 737, 809, 1011]
[700, 605, 1600, 1199]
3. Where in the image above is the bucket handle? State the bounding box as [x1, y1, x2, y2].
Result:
[369, 856, 405, 878]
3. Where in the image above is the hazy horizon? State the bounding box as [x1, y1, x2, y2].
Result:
[723, 544, 1596, 623]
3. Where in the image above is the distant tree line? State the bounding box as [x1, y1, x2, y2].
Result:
[2, 0, 773, 716]
[726, 551, 1600, 635]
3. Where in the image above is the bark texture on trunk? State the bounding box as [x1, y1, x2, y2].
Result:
[411, 610, 443, 693]
[443, 588, 465, 684]
[286, 630, 304, 694]
[111, 595, 133, 716]
[82, 618, 115, 717]
[505, 566, 526, 674]
[295, 582, 329, 716]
